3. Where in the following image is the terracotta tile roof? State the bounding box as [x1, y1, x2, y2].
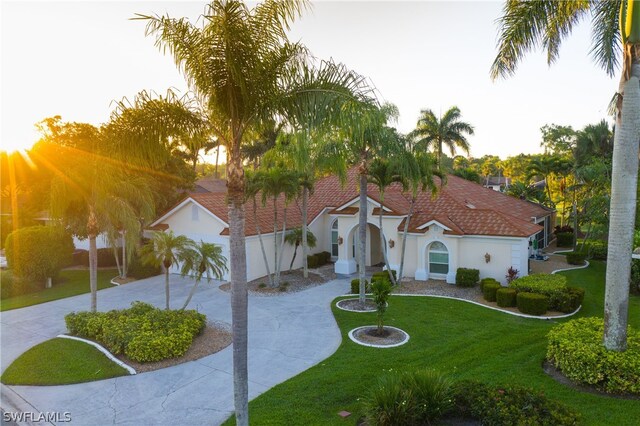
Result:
[156, 167, 551, 238]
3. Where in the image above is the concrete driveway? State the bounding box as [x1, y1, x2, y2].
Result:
[0, 274, 349, 425]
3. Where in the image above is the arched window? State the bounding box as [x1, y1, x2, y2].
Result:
[429, 241, 449, 274]
[331, 219, 339, 257]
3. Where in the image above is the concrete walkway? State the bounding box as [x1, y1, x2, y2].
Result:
[1, 275, 350, 425]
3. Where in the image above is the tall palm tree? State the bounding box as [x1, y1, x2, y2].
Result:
[491, 0, 640, 351]
[140, 231, 195, 310]
[574, 120, 613, 168]
[525, 155, 563, 207]
[284, 227, 317, 272]
[179, 241, 228, 309]
[367, 158, 403, 285]
[245, 170, 274, 287]
[410, 106, 474, 171]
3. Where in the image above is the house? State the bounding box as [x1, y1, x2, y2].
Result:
[483, 176, 510, 192]
[148, 168, 555, 284]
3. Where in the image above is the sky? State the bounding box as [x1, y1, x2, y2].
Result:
[1, 1, 618, 159]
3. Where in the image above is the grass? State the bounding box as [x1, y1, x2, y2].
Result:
[1, 338, 128, 385]
[224, 261, 639, 426]
[0, 269, 118, 311]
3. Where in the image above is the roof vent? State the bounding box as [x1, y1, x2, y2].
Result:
[465, 200, 476, 209]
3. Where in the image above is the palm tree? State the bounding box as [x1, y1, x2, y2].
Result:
[491, 0, 640, 351]
[245, 170, 274, 287]
[505, 181, 544, 203]
[525, 155, 563, 207]
[140, 231, 195, 310]
[410, 106, 474, 171]
[179, 241, 228, 309]
[574, 120, 613, 168]
[367, 158, 403, 285]
[396, 150, 442, 282]
[284, 227, 317, 272]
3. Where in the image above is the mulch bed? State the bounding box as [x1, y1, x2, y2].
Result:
[351, 326, 408, 346]
[115, 321, 232, 373]
[219, 264, 336, 296]
[336, 298, 377, 312]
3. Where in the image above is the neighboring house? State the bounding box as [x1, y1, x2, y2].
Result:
[149, 169, 555, 284]
[483, 176, 510, 192]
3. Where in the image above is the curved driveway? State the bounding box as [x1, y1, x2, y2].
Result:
[1, 275, 349, 425]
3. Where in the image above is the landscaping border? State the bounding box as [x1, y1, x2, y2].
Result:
[56, 335, 136, 375]
[335, 297, 378, 312]
[348, 325, 410, 348]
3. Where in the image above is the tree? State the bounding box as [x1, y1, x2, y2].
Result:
[505, 181, 545, 203]
[140, 231, 195, 310]
[525, 155, 564, 207]
[179, 241, 228, 309]
[245, 170, 274, 287]
[409, 106, 474, 171]
[574, 120, 613, 168]
[491, 0, 640, 351]
[284, 227, 317, 271]
[540, 124, 576, 156]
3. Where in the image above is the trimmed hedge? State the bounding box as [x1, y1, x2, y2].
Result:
[480, 277, 499, 291]
[509, 273, 583, 313]
[350, 279, 370, 294]
[320, 251, 332, 263]
[5, 226, 73, 287]
[556, 232, 573, 247]
[128, 254, 162, 279]
[65, 302, 206, 363]
[587, 241, 607, 260]
[372, 270, 397, 282]
[556, 287, 584, 314]
[482, 282, 501, 302]
[455, 268, 479, 288]
[496, 288, 517, 308]
[307, 252, 329, 269]
[453, 380, 580, 425]
[547, 317, 640, 394]
[516, 292, 548, 316]
[566, 251, 586, 265]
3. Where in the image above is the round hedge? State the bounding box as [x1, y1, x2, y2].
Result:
[516, 292, 548, 315]
[547, 317, 640, 395]
[496, 288, 517, 308]
[482, 282, 501, 302]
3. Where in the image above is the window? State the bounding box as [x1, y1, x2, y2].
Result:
[429, 241, 449, 274]
[331, 220, 339, 257]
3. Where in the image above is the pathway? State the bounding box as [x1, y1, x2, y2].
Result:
[1, 274, 350, 425]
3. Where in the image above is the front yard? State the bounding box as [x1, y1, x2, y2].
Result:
[0, 268, 118, 311]
[224, 261, 639, 425]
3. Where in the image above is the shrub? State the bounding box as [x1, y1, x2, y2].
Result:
[496, 288, 517, 307]
[566, 251, 586, 265]
[455, 268, 479, 287]
[516, 292, 549, 315]
[371, 279, 392, 334]
[0, 272, 43, 299]
[5, 226, 73, 287]
[362, 369, 454, 426]
[482, 282, 501, 302]
[554, 287, 585, 314]
[631, 259, 640, 294]
[510, 274, 567, 309]
[480, 277, 499, 291]
[350, 279, 370, 294]
[72, 249, 89, 266]
[320, 251, 332, 263]
[372, 270, 397, 282]
[547, 317, 640, 394]
[586, 240, 607, 260]
[556, 232, 574, 247]
[306, 254, 319, 269]
[554, 225, 574, 234]
[505, 267, 519, 284]
[453, 380, 580, 425]
[128, 254, 162, 279]
[65, 302, 206, 363]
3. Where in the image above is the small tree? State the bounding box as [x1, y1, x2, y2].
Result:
[506, 267, 520, 284]
[179, 241, 228, 309]
[284, 228, 317, 272]
[371, 279, 392, 336]
[140, 231, 195, 310]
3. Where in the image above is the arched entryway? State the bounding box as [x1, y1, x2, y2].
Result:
[348, 223, 384, 270]
[427, 241, 449, 279]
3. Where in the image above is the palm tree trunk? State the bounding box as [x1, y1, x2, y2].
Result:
[290, 242, 299, 271]
[181, 279, 200, 310]
[379, 193, 396, 285]
[214, 145, 220, 178]
[165, 269, 170, 310]
[603, 70, 640, 351]
[302, 187, 309, 278]
[88, 234, 98, 313]
[276, 206, 287, 284]
[358, 171, 368, 303]
[398, 197, 415, 282]
[122, 231, 127, 279]
[113, 244, 123, 278]
[253, 197, 273, 287]
[272, 197, 279, 288]
[227, 148, 248, 426]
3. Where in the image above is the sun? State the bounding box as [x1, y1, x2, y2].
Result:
[1, 129, 40, 154]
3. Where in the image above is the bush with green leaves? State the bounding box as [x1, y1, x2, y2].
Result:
[455, 268, 479, 287]
[555, 287, 584, 314]
[480, 277, 499, 291]
[362, 369, 454, 425]
[566, 251, 586, 265]
[320, 251, 331, 263]
[555, 232, 573, 247]
[586, 240, 607, 260]
[371, 279, 392, 335]
[509, 274, 568, 310]
[482, 282, 501, 302]
[372, 270, 396, 282]
[128, 253, 162, 279]
[64, 302, 206, 363]
[350, 279, 370, 294]
[453, 380, 580, 425]
[496, 288, 517, 307]
[4, 226, 73, 288]
[631, 259, 640, 294]
[516, 292, 548, 316]
[547, 317, 640, 395]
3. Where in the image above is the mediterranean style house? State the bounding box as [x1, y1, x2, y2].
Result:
[149, 168, 554, 284]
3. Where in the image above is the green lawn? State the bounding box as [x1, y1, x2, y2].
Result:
[224, 261, 639, 426]
[1, 337, 128, 385]
[0, 269, 118, 311]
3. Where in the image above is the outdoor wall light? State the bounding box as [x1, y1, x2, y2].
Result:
[337, 236, 343, 245]
[485, 253, 491, 263]
[389, 239, 395, 248]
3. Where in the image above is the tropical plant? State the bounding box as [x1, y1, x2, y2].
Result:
[371, 278, 392, 335]
[492, 0, 640, 351]
[505, 180, 545, 203]
[245, 170, 274, 287]
[284, 227, 317, 272]
[140, 231, 195, 310]
[409, 106, 474, 171]
[179, 241, 228, 309]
